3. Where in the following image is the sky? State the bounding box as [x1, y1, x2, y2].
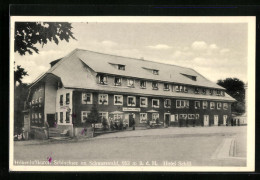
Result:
[14, 22, 248, 84]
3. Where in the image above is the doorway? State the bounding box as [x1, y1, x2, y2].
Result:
[128, 113, 135, 127]
[214, 115, 219, 126]
[203, 115, 209, 126]
[47, 114, 55, 127]
[164, 113, 170, 126]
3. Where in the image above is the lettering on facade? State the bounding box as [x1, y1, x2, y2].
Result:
[122, 107, 141, 112]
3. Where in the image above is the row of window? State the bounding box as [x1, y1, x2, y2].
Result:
[98, 74, 225, 96]
[30, 97, 43, 105]
[81, 111, 108, 123]
[59, 93, 70, 106]
[81, 93, 229, 110]
[115, 64, 159, 76]
[58, 112, 70, 123]
[31, 113, 42, 120]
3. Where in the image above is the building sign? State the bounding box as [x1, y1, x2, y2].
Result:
[122, 107, 141, 112]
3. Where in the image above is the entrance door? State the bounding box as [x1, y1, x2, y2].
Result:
[47, 114, 55, 127]
[128, 114, 134, 127]
[214, 115, 219, 126]
[223, 115, 228, 126]
[203, 115, 209, 126]
[164, 113, 170, 126]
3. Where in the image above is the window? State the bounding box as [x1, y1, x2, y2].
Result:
[152, 99, 160, 108]
[98, 94, 108, 105]
[140, 113, 147, 123]
[194, 87, 199, 94]
[195, 101, 200, 109]
[114, 77, 121, 86]
[99, 74, 108, 85]
[164, 99, 171, 108]
[60, 112, 63, 123]
[195, 114, 199, 119]
[153, 70, 159, 75]
[66, 112, 70, 123]
[127, 79, 135, 87]
[175, 85, 180, 92]
[140, 80, 146, 88]
[184, 86, 188, 93]
[217, 102, 222, 109]
[32, 100, 35, 104]
[118, 64, 125, 70]
[179, 114, 187, 119]
[36, 98, 39, 104]
[164, 83, 170, 91]
[209, 89, 213, 95]
[114, 95, 123, 105]
[127, 96, 136, 106]
[152, 82, 158, 90]
[82, 93, 92, 104]
[152, 113, 159, 121]
[60, 95, 63, 106]
[39, 113, 42, 120]
[81, 111, 90, 123]
[202, 88, 206, 95]
[140, 97, 148, 107]
[223, 103, 228, 110]
[99, 112, 108, 121]
[210, 102, 215, 109]
[176, 100, 189, 108]
[216, 90, 221, 96]
[66, 93, 70, 104]
[188, 114, 195, 119]
[39, 97, 43, 103]
[179, 85, 183, 92]
[114, 114, 123, 120]
[202, 101, 208, 109]
[35, 113, 38, 120]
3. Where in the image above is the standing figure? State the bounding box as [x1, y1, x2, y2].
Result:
[132, 117, 135, 130]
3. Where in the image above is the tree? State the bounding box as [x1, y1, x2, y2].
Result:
[15, 22, 76, 55]
[86, 104, 101, 132]
[217, 78, 245, 114]
[14, 83, 29, 135]
[14, 64, 28, 85]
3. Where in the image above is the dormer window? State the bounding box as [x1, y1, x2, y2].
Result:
[127, 79, 135, 88]
[114, 77, 121, 86]
[99, 74, 108, 85]
[153, 70, 159, 75]
[181, 73, 197, 81]
[164, 83, 170, 91]
[194, 87, 199, 94]
[140, 80, 146, 89]
[152, 82, 158, 90]
[118, 65, 125, 70]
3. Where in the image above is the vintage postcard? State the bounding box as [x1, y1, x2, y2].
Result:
[9, 16, 255, 172]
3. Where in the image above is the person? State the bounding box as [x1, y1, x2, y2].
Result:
[132, 118, 135, 130]
[44, 121, 50, 138]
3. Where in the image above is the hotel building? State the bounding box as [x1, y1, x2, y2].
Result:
[23, 49, 236, 138]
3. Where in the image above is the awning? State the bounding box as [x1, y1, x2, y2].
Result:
[146, 110, 159, 113]
[109, 111, 124, 114]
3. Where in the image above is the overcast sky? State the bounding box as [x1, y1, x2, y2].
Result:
[14, 22, 248, 84]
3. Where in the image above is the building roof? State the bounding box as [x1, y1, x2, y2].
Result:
[32, 48, 236, 102]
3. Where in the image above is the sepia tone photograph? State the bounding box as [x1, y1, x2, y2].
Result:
[9, 16, 255, 171]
